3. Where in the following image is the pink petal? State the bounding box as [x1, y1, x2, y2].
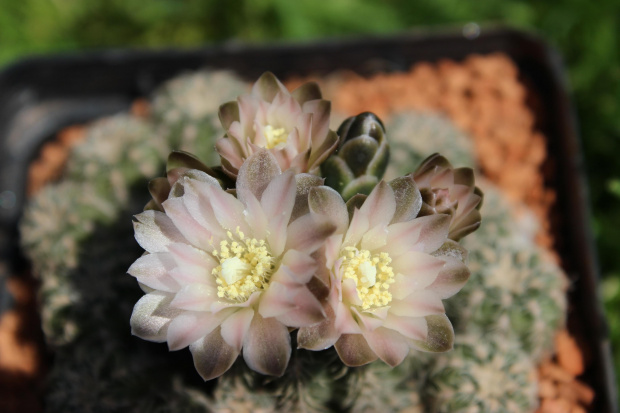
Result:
[383, 313, 428, 341]
[363, 327, 410, 367]
[277, 250, 317, 285]
[303, 99, 330, 148]
[170, 284, 218, 312]
[383, 214, 451, 256]
[358, 181, 396, 229]
[167, 310, 232, 351]
[274, 288, 325, 327]
[340, 278, 362, 307]
[128, 252, 179, 292]
[427, 257, 470, 299]
[203, 184, 249, 234]
[215, 138, 244, 174]
[260, 170, 296, 223]
[335, 301, 362, 334]
[308, 186, 349, 234]
[220, 307, 255, 350]
[285, 214, 336, 253]
[162, 197, 213, 250]
[360, 224, 388, 251]
[130, 292, 180, 342]
[352, 307, 384, 331]
[190, 327, 240, 380]
[389, 291, 445, 318]
[291, 173, 324, 222]
[343, 208, 369, 248]
[133, 210, 186, 253]
[297, 303, 340, 351]
[236, 150, 282, 203]
[243, 313, 291, 376]
[334, 334, 378, 367]
[390, 253, 445, 299]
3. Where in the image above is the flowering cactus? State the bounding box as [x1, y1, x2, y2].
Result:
[216, 72, 339, 177]
[297, 177, 470, 366]
[129, 150, 336, 379]
[321, 112, 390, 200]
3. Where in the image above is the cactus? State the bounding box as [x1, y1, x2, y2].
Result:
[453, 180, 568, 361]
[385, 111, 476, 179]
[150, 70, 247, 166]
[424, 334, 539, 413]
[19, 69, 568, 412]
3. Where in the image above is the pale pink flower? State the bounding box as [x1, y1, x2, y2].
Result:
[298, 176, 470, 367]
[216, 72, 338, 177]
[413, 153, 483, 241]
[128, 150, 335, 380]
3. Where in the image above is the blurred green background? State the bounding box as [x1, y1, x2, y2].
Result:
[1, 0, 619, 392]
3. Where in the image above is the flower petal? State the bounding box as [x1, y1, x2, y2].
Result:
[260, 170, 296, 223]
[162, 197, 213, 250]
[128, 252, 180, 292]
[383, 313, 428, 341]
[219, 101, 240, 130]
[133, 210, 186, 253]
[251, 72, 288, 102]
[291, 81, 322, 104]
[291, 173, 324, 222]
[130, 292, 180, 342]
[237, 150, 282, 204]
[358, 180, 396, 228]
[384, 214, 451, 256]
[389, 291, 445, 318]
[427, 257, 470, 299]
[308, 186, 349, 234]
[389, 175, 422, 224]
[334, 334, 378, 367]
[190, 327, 239, 380]
[285, 213, 336, 253]
[243, 313, 291, 376]
[167, 310, 232, 351]
[297, 304, 340, 351]
[171, 284, 218, 311]
[220, 307, 255, 350]
[363, 327, 410, 367]
[408, 314, 454, 353]
[204, 184, 248, 234]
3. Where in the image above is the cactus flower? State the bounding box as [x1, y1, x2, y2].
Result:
[128, 150, 335, 380]
[216, 72, 339, 177]
[298, 176, 470, 367]
[413, 153, 483, 241]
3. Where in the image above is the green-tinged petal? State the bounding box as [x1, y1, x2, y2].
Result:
[291, 81, 322, 104]
[148, 177, 171, 210]
[389, 175, 422, 224]
[346, 194, 367, 221]
[308, 186, 349, 234]
[218, 101, 240, 130]
[291, 173, 324, 222]
[251, 71, 287, 102]
[190, 327, 239, 381]
[236, 150, 282, 203]
[432, 239, 469, 263]
[334, 334, 378, 367]
[409, 314, 454, 353]
[242, 313, 291, 376]
[167, 150, 212, 175]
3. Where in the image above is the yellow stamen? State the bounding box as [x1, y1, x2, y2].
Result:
[340, 246, 395, 310]
[213, 227, 274, 302]
[264, 124, 288, 149]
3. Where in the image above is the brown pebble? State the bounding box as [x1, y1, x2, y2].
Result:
[555, 330, 584, 376]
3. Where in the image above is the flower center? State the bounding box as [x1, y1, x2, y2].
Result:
[212, 228, 274, 302]
[264, 124, 289, 149]
[340, 247, 395, 310]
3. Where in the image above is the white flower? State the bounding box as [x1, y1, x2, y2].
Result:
[128, 150, 335, 380]
[216, 72, 338, 177]
[298, 177, 470, 367]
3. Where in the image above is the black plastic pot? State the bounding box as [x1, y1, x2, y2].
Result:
[0, 27, 615, 412]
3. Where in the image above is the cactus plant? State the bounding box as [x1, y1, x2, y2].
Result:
[19, 69, 568, 412]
